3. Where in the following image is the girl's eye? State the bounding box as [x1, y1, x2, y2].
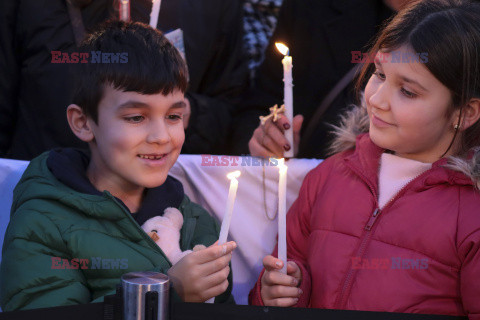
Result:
[124, 115, 144, 123]
[373, 70, 386, 80]
[401, 88, 417, 98]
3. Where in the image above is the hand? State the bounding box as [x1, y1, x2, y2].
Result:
[249, 114, 304, 158]
[260, 255, 303, 307]
[168, 241, 236, 302]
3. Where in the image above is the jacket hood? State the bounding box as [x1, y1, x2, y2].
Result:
[11, 149, 185, 225]
[329, 98, 480, 189]
[11, 151, 114, 220]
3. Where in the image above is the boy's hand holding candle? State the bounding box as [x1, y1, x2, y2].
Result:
[168, 241, 237, 302]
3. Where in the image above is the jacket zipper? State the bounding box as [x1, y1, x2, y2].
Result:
[364, 208, 380, 231]
[365, 168, 430, 231]
[336, 162, 433, 309]
[104, 192, 173, 268]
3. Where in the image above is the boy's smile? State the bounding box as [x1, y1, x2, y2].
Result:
[85, 84, 185, 210]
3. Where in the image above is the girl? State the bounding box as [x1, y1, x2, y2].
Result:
[249, 0, 480, 317]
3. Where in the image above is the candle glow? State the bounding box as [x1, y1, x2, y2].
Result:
[275, 42, 289, 56]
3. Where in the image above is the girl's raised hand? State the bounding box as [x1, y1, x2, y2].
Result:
[167, 241, 236, 302]
[249, 114, 304, 158]
[260, 255, 303, 307]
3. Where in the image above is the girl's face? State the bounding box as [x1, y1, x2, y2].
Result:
[365, 46, 459, 163]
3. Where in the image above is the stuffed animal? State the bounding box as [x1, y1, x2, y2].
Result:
[141, 207, 206, 265]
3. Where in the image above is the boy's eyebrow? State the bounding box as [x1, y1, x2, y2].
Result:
[117, 100, 187, 110]
[170, 101, 187, 109]
[117, 101, 150, 109]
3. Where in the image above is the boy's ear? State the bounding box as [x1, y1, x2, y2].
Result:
[66, 104, 95, 142]
[459, 98, 480, 131]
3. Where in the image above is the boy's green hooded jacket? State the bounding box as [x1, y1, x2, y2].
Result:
[0, 151, 233, 311]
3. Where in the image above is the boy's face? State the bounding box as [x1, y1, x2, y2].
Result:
[87, 84, 185, 193]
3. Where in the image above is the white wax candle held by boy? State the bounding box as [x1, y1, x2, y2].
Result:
[275, 43, 294, 158]
[277, 158, 288, 274]
[206, 170, 241, 304]
[218, 170, 241, 245]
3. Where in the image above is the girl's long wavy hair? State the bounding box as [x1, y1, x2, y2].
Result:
[355, 0, 480, 158]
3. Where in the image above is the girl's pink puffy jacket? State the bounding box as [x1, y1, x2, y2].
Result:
[250, 132, 480, 319]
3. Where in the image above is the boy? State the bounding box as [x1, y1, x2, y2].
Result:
[0, 20, 235, 311]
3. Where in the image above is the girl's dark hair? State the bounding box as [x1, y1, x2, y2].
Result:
[72, 20, 188, 123]
[355, 0, 480, 156]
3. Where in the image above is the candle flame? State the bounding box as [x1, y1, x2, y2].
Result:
[227, 170, 241, 180]
[275, 43, 289, 56]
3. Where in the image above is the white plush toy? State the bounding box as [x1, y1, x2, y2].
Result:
[141, 207, 206, 265]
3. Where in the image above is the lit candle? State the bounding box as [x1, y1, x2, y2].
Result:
[150, 0, 162, 29]
[275, 43, 294, 158]
[205, 171, 241, 303]
[119, 0, 130, 21]
[277, 158, 288, 273]
[218, 170, 241, 245]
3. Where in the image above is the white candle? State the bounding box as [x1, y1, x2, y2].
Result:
[150, 0, 162, 29]
[119, 0, 130, 21]
[277, 158, 288, 273]
[275, 43, 294, 158]
[206, 170, 241, 304]
[218, 170, 241, 245]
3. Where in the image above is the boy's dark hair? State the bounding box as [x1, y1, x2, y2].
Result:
[355, 0, 480, 156]
[72, 20, 189, 123]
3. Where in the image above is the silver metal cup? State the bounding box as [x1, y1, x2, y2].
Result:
[121, 271, 170, 320]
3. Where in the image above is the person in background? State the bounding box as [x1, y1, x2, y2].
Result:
[243, 0, 283, 84]
[232, 0, 413, 159]
[0, 0, 247, 160]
